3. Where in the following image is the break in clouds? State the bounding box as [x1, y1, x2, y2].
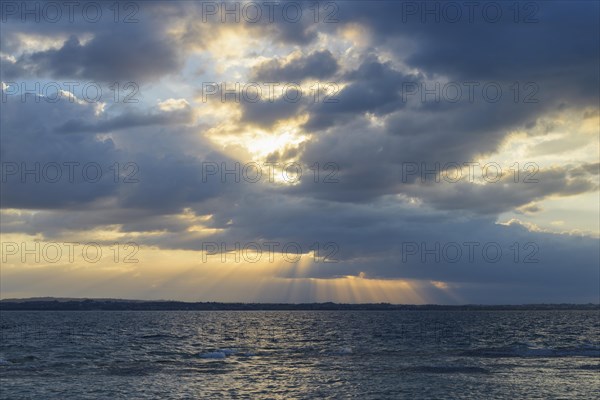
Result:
[0, 1, 598, 303]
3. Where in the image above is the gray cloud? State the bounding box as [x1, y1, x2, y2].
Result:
[251, 50, 339, 82]
[0, 95, 231, 213]
[1, 1, 598, 303]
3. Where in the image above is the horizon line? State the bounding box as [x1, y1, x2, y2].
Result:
[1, 297, 598, 307]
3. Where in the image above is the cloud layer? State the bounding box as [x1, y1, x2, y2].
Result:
[1, 1, 598, 303]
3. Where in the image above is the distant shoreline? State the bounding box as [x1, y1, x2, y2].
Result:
[0, 298, 598, 311]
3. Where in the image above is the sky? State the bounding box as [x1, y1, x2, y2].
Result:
[0, 0, 598, 304]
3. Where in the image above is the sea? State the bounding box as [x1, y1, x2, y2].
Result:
[1, 310, 599, 399]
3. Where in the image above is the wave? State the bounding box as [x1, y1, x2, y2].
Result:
[333, 347, 353, 355]
[576, 364, 600, 370]
[462, 344, 600, 358]
[141, 333, 190, 340]
[199, 351, 227, 359]
[199, 349, 237, 359]
[407, 366, 490, 374]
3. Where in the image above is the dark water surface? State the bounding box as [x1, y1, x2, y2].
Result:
[1, 310, 598, 399]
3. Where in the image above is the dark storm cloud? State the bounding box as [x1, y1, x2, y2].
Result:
[0, 208, 171, 237]
[0, 1, 185, 83]
[19, 32, 181, 83]
[404, 5, 600, 99]
[2, 0, 597, 217]
[298, 1, 599, 144]
[304, 56, 421, 130]
[289, 100, 599, 209]
[406, 166, 598, 215]
[196, 82, 305, 128]
[251, 50, 339, 82]
[0, 97, 121, 208]
[335, 1, 599, 87]
[0, 95, 230, 212]
[57, 105, 194, 134]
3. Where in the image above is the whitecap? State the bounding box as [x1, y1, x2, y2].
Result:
[335, 347, 352, 355]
